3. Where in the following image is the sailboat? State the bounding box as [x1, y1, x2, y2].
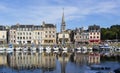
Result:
[7, 44, 14, 53]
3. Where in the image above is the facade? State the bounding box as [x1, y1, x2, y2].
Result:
[74, 27, 89, 45]
[88, 25, 101, 44]
[42, 22, 56, 45]
[58, 32, 71, 44]
[9, 22, 56, 45]
[58, 9, 71, 45]
[0, 26, 7, 44]
[74, 25, 101, 45]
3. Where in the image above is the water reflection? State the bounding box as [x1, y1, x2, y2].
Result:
[0, 52, 119, 73]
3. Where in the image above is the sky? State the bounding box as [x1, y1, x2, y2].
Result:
[0, 0, 120, 32]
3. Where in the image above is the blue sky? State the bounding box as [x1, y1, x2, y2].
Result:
[0, 0, 120, 32]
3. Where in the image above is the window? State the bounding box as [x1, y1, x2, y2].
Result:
[17, 37, 19, 39]
[2, 35, 4, 39]
[23, 37, 25, 39]
[23, 32, 25, 35]
[90, 33, 92, 35]
[97, 36, 99, 38]
[90, 36, 92, 38]
[20, 37, 22, 39]
[94, 36, 95, 38]
[26, 28, 28, 31]
[26, 32, 28, 35]
[29, 37, 31, 39]
[29, 32, 31, 35]
[94, 33, 95, 35]
[45, 35, 47, 38]
[97, 32, 99, 35]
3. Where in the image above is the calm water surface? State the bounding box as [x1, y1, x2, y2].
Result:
[0, 51, 120, 73]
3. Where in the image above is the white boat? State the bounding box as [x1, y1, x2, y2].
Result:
[62, 47, 67, 51]
[32, 47, 36, 51]
[39, 46, 44, 53]
[115, 47, 120, 52]
[53, 47, 59, 53]
[45, 46, 51, 53]
[88, 47, 93, 53]
[53, 47, 59, 51]
[62, 50, 67, 53]
[99, 44, 113, 52]
[46, 46, 51, 51]
[0, 47, 6, 51]
[76, 47, 82, 53]
[82, 46, 87, 53]
[15, 47, 21, 51]
[7, 47, 13, 53]
[23, 47, 28, 52]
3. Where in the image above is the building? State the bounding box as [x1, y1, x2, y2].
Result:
[88, 25, 101, 44]
[0, 26, 7, 44]
[74, 27, 89, 45]
[58, 9, 71, 45]
[9, 22, 56, 45]
[42, 22, 56, 45]
[73, 25, 101, 45]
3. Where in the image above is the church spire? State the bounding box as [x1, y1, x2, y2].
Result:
[62, 8, 65, 25]
[61, 8, 66, 32]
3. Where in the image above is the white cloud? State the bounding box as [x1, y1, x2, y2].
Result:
[0, 0, 120, 26]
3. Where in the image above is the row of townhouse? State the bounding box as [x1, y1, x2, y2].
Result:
[74, 25, 101, 45]
[9, 22, 56, 45]
[0, 24, 100, 46]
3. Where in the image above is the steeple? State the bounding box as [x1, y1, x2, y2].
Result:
[61, 8, 66, 32]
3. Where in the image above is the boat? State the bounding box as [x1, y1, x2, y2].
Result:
[15, 47, 21, 51]
[23, 47, 28, 52]
[32, 47, 36, 51]
[7, 47, 13, 53]
[45, 46, 51, 53]
[76, 48, 81, 53]
[77, 47, 81, 50]
[7, 44, 14, 53]
[115, 47, 120, 52]
[82, 46, 87, 53]
[53, 46, 59, 53]
[39, 46, 44, 53]
[0, 47, 6, 51]
[62, 47, 67, 51]
[99, 44, 113, 52]
[88, 47, 93, 52]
